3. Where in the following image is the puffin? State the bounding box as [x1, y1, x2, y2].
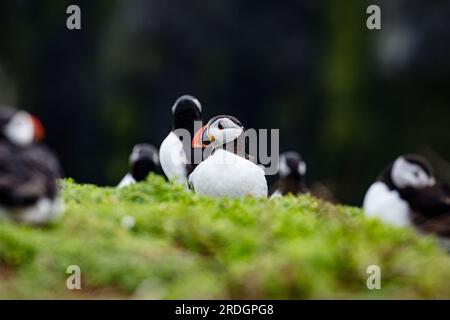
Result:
[270, 151, 308, 197]
[159, 95, 202, 187]
[363, 154, 450, 245]
[0, 106, 63, 225]
[118, 143, 159, 188]
[189, 115, 268, 198]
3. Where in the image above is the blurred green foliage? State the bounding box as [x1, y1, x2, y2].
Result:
[0, 176, 449, 299]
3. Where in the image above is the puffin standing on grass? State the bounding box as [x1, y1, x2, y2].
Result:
[118, 143, 159, 188]
[159, 95, 202, 188]
[271, 151, 308, 197]
[189, 115, 268, 198]
[363, 154, 450, 246]
[0, 106, 63, 225]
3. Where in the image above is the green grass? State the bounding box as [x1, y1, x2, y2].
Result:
[0, 174, 449, 299]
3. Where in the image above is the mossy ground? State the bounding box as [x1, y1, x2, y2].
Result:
[0, 175, 449, 299]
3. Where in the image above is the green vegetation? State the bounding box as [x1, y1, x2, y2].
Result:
[0, 175, 449, 299]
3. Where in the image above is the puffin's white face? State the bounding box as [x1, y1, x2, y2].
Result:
[206, 117, 244, 148]
[391, 157, 435, 189]
[279, 153, 306, 177]
[4, 111, 43, 146]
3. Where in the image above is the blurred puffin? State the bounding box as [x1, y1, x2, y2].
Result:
[189, 115, 268, 198]
[0, 106, 63, 225]
[159, 95, 202, 187]
[363, 154, 450, 244]
[118, 143, 159, 188]
[271, 151, 308, 197]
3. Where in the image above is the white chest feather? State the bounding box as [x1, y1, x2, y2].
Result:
[0, 197, 64, 225]
[270, 190, 283, 199]
[159, 132, 188, 187]
[363, 182, 411, 227]
[189, 149, 268, 198]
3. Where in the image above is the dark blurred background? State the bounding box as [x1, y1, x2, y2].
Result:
[0, 0, 449, 205]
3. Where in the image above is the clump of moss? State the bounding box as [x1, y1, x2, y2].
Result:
[0, 175, 449, 299]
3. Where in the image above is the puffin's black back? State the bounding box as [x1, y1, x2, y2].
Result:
[407, 186, 450, 217]
[0, 142, 61, 208]
[172, 96, 203, 176]
[172, 97, 202, 136]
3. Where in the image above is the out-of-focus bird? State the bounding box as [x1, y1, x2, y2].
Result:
[0, 106, 63, 225]
[363, 154, 450, 247]
[118, 143, 159, 188]
[270, 151, 308, 197]
[189, 115, 268, 198]
[159, 95, 202, 187]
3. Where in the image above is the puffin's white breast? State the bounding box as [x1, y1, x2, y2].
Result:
[189, 149, 268, 198]
[270, 190, 282, 199]
[159, 132, 188, 187]
[363, 182, 411, 227]
[0, 197, 64, 225]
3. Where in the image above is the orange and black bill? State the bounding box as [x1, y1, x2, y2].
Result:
[192, 125, 211, 148]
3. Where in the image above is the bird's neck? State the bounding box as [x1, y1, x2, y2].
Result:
[212, 139, 249, 159]
[379, 167, 420, 203]
[172, 112, 202, 168]
[131, 160, 156, 182]
[378, 166, 396, 191]
[172, 111, 201, 138]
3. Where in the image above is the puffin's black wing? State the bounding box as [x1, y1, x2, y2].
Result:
[0, 143, 61, 208]
[408, 185, 450, 218]
[414, 213, 450, 239]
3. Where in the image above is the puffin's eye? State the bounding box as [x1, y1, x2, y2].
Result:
[218, 122, 224, 130]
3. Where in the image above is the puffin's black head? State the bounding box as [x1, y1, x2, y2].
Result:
[172, 95, 202, 131]
[278, 151, 307, 180]
[192, 115, 244, 149]
[0, 106, 44, 147]
[129, 143, 159, 182]
[385, 154, 435, 190]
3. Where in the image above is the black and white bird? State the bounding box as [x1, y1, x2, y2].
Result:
[271, 151, 308, 197]
[118, 143, 159, 188]
[0, 106, 63, 225]
[363, 154, 450, 244]
[189, 115, 268, 198]
[159, 95, 202, 188]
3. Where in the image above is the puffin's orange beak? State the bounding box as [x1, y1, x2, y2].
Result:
[31, 115, 44, 142]
[192, 125, 211, 148]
